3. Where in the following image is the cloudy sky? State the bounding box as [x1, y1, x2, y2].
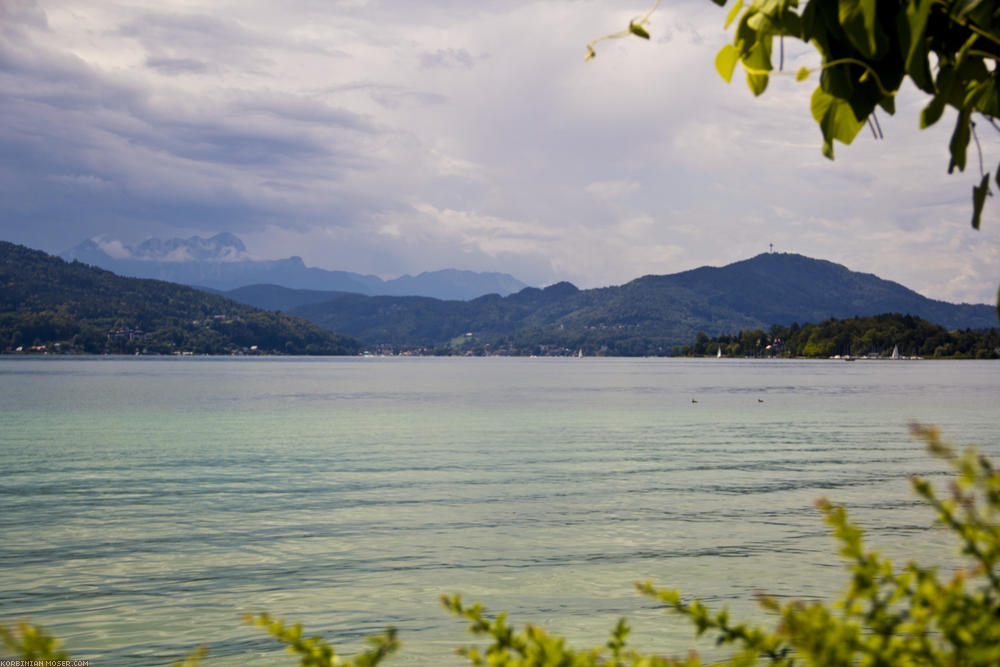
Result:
[2, 0, 998, 304]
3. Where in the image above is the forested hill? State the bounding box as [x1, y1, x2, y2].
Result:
[221, 253, 997, 355]
[0, 242, 361, 355]
[654, 253, 995, 331]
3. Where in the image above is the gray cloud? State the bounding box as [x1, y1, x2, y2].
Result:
[118, 12, 267, 68]
[333, 82, 447, 110]
[419, 48, 476, 69]
[0, 0, 49, 37]
[0, 0, 997, 304]
[229, 92, 375, 131]
[0, 1, 385, 248]
[145, 56, 210, 75]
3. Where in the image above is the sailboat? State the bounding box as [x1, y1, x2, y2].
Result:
[891, 344, 900, 360]
[717, 347, 722, 359]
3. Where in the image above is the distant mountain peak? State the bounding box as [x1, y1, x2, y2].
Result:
[126, 232, 249, 262]
[59, 233, 529, 299]
[63, 232, 251, 264]
[542, 281, 579, 297]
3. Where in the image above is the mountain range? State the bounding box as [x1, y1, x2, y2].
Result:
[61, 233, 528, 299]
[218, 253, 998, 353]
[7, 239, 996, 356]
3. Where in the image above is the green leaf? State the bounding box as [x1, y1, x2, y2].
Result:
[976, 78, 1000, 118]
[796, 66, 810, 81]
[715, 44, 740, 83]
[972, 173, 990, 230]
[811, 87, 865, 159]
[821, 59, 856, 101]
[629, 22, 650, 39]
[800, 0, 821, 41]
[725, 0, 744, 29]
[743, 36, 773, 72]
[878, 94, 895, 115]
[900, 0, 934, 92]
[747, 10, 777, 33]
[919, 63, 956, 129]
[735, 11, 758, 57]
[920, 96, 946, 128]
[747, 71, 769, 96]
[929, 64, 959, 115]
[838, 0, 884, 58]
[781, 8, 803, 39]
[948, 109, 972, 174]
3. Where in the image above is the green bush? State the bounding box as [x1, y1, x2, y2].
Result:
[242, 613, 398, 667]
[3, 425, 999, 666]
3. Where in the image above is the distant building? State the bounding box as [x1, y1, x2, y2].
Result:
[108, 328, 146, 341]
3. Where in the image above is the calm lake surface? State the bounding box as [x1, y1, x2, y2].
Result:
[1, 357, 998, 665]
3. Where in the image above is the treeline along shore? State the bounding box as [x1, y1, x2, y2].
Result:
[383, 313, 999, 358]
[674, 314, 1000, 360]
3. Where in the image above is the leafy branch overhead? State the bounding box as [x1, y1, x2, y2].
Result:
[588, 0, 1000, 230]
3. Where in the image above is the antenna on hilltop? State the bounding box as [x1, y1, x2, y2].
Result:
[769, 243, 773, 254]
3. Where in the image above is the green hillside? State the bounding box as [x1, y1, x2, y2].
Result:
[656, 253, 996, 330]
[223, 253, 997, 354]
[0, 242, 361, 355]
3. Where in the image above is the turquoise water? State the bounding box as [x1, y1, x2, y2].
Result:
[1, 357, 998, 664]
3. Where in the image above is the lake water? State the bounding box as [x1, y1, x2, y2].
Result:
[1, 357, 998, 665]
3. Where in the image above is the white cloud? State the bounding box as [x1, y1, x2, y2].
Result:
[93, 236, 131, 259]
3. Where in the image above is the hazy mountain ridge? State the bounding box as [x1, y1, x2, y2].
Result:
[61, 233, 528, 299]
[221, 253, 997, 352]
